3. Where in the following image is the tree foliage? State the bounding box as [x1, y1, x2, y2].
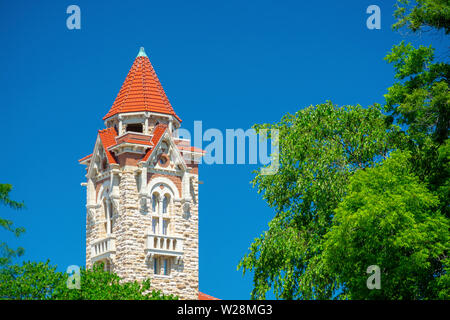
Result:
[0, 261, 177, 300]
[323, 151, 450, 299]
[384, 39, 449, 216]
[385, 41, 449, 147]
[0, 183, 25, 267]
[238, 102, 401, 299]
[239, 0, 449, 300]
[393, 0, 450, 34]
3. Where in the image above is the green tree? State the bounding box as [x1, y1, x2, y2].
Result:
[385, 1, 449, 217]
[238, 0, 449, 300]
[238, 102, 401, 299]
[393, 0, 450, 34]
[0, 183, 25, 266]
[0, 260, 177, 300]
[322, 151, 450, 300]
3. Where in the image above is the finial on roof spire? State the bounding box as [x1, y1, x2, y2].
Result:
[137, 47, 147, 57]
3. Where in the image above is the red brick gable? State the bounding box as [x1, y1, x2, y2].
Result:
[98, 127, 118, 164]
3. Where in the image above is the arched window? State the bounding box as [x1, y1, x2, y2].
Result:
[149, 183, 175, 237]
[108, 201, 114, 234]
[103, 198, 113, 235]
[162, 194, 170, 214]
[152, 193, 159, 213]
[103, 199, 108, 234]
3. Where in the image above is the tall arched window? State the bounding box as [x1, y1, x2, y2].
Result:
[103, 199, 108, 234]
[103, 198, 113, 235]
[152, 193, 159, 213]
[108, 201, 114, 234]
[162, 194, 170, 214]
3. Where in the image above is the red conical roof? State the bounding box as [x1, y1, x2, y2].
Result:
[103, 48, 181, 122]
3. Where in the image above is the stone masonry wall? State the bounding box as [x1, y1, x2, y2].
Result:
[86, 166, 199, 299]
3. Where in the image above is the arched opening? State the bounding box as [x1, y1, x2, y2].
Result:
[152, 192, 159, 213]
[102, 199, 108, 235]
[102, 195, 113, 235]
[162, 194, 170, 214]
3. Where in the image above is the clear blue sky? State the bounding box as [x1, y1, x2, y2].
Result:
[0, 0, 447, 299]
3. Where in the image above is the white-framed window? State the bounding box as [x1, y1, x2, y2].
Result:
[162, 219, 169, 235]
[152, 193, 159, 213]
[108, 201, 113, 234]
[153, 258, 159, 275]
[163, 258, 169, 275]
[103, 199, 113, 234]
[149, 184, 174, 236]
[152, 218, 158, 234]
[153, 258, 170, 276]
[162, 194, 170, 214]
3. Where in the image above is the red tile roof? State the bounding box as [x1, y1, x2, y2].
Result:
[142, 124, 168, 162]
[103, 49, 181, 122]
[98, 127, 118, 164]
[115, 132, 154, 146]
[78, 153, 92, 162]
[198, 292, 220, 300]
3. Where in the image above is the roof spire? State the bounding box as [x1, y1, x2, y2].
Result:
[103, 47, 181, 122]
[137, 47, 147, 58]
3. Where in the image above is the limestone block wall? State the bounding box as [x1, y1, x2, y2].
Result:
[86, 166, 199, 300]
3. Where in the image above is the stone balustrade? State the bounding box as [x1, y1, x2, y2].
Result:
[91, 236, 116, 261]
[146, 233, 184, 258]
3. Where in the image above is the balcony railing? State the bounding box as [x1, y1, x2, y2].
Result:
[146, 234, 183, 258]
[91, 236, 116, 261]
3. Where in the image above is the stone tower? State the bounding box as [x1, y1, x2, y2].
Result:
[79, 47, 204, 300]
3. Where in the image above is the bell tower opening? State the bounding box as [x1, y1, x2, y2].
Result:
[126, 123, 143, 133]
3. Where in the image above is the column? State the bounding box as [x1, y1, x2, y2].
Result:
[106, 199, 111, 234]
[158, 195, 164, 235]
